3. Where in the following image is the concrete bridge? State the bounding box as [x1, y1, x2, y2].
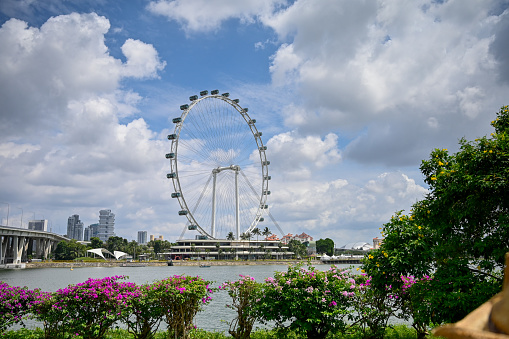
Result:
[0, 225, 69, 266]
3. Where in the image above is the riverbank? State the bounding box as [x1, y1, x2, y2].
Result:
[21, 259, 327, 269]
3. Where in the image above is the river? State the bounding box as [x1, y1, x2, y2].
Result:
[0, 263, 360, 333]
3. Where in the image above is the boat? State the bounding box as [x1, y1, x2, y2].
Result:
[199, 264, 211, 268]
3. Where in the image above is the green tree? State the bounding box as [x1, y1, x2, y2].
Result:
[364, 106, 509, 336]
[316, 238, 334, 256]
[252, 228, 261, 242]
[106, 236, 128, 253]
[89, 237, 103, 249]
[54, 239, 85, 260]
[262, 227, 271, 239]
[288, 239, 306, 259]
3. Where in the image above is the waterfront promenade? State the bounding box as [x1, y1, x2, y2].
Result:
[21, 259, 326, 269]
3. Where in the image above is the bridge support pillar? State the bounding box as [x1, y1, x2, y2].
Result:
[12, 235, 27, 264]
[0, 235, 6, 264]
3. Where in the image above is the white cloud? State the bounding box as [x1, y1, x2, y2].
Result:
[266, 131, 341, 179]
[0, 12, 170, 238]
[121, 38, 166, 79]
[0, 13, 165, 139]
[269, 171, 427, 245]
[146, 0, 286, 33]
[262, 0, 508, 165]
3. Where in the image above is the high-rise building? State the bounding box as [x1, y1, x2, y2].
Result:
[67, 215, 84, 240]
[84, 227, 90, 241]
[97, 210, 115, 242]
[137, 231, 148, 245]
[28, 220, 48, 231]
[84, 223, 100, 241]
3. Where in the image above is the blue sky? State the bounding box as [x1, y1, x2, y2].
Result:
[0, 0, 508, 247]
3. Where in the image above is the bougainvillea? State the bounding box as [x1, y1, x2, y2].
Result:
[150, 275, 214, 339]
[33, 275, 139, 339]
[252, 264, 361, 339]
[220, 275, 259, 339]
[0, 282, 41, 334]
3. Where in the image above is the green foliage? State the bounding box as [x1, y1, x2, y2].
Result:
[288, 239, 307, 258]
[317, 238, 335, 256]
[54, 239, 87, 260]
[32, 276, 137, 339]
[363, 106, 509, 337]
[150, 275, 214, 339]
[220, 275, 260, 339]
[89, 237, 103, 249]
[0, 282, 41, 334]
[121, 282, 166, 339]
[106, 236, 128, 253]
[253, 264, 359, 339]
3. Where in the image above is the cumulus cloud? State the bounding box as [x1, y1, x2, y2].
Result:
[266, 131, 341, 178]
[0, 12, 170, 236]
[269, 171, 427, 245]
[146, 0, 286, 33]
[0, 13, 165, 138]
[262, 0, 509, 165]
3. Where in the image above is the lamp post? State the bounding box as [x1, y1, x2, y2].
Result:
[17, 207, 23, 228]
[0, 202, 8, 226]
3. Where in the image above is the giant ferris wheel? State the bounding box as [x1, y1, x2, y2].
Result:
[166, 90, 271, 240]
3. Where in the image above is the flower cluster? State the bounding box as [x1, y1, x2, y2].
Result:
[0, 282, 42, 333]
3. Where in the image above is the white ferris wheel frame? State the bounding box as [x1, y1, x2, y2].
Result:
[167, 92, 270, 240]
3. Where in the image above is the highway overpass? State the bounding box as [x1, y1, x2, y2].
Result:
[0, 225, 69, 265]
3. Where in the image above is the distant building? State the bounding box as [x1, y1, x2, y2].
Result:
[97, 210, 115, 242]
[28, 220, 48, 232]
[84, 223, 99, 241]
[265, 234, 280, 241]
[138, 231, 148, 245]
[281, 232, 313, 244]
[150, 235, 163, 242]
[373, 237, 383, 249]
[67, 215, 84, 240]
[84, 227, 90, 241]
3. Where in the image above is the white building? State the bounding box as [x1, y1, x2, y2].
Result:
[163, 239, 292, 261]
[137, 230, 148, 245]
[97, 210, 115, 242]
[28, 219, 48, 232]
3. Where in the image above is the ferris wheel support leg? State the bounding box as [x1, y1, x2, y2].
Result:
[211, 171, 217, 238]
[235, 169, 240, 240]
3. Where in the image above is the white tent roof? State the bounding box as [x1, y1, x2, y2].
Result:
[87, 248, 115, 260]
[113, 251, 128, 260]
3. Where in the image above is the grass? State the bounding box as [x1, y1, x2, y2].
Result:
[1, 325, 437, 338]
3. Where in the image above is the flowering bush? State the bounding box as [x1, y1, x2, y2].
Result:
[0, 282, 41, 334]
[219, 275, 260, 339]
[252, 264, 360, 339]
[33, 275, 139, 339]
[121, 282, 166, 339]
[349, 274, 400, 339]
[150, 275, 214, 339]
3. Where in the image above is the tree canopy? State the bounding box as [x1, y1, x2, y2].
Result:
[316, 238, 334, 256]
[363, 106, 509, 328]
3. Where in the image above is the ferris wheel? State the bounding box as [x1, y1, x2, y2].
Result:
[166, 90, 270, 240]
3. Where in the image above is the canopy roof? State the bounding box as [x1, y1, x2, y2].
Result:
[87, 248, 127, 260]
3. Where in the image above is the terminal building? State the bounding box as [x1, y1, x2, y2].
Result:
[161, 238, 293, 261]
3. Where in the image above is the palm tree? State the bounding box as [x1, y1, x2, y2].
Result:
[262, 227, 271, 239]
[252, 227, 261, 242]
[215, 242, 221, 260]
[227, 232, 235, 260]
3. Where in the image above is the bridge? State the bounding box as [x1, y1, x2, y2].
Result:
[0, 225, 69, 266]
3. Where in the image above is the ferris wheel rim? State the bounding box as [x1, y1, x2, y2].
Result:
[168, 92, 270, 240]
